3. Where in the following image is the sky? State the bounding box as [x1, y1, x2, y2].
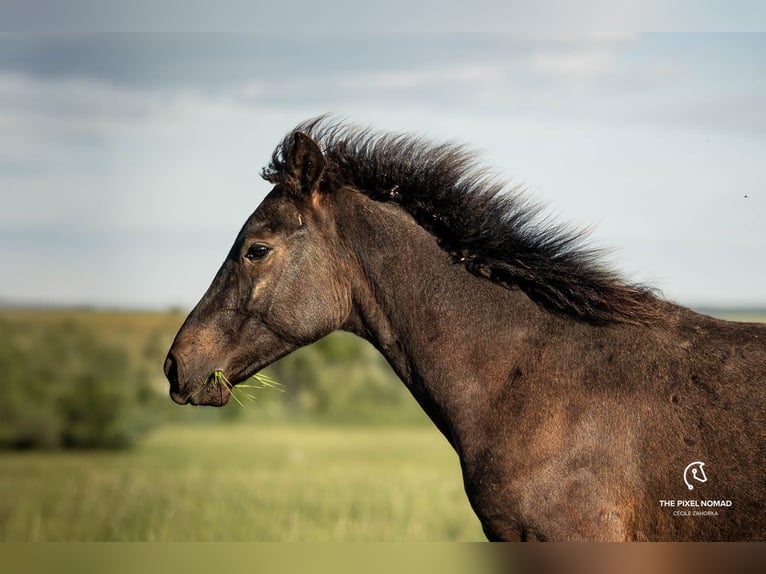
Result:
[1, 32, 765, 309]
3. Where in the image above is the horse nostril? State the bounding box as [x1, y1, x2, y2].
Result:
[164, 353, 180, 392]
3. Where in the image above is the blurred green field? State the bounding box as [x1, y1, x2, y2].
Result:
[1, 308, 479, 541]
[1, 306, 763, 542]
[0, 308, 431, 429]
[0, 423, 485, 541]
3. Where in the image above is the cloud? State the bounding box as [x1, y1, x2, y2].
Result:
[0, 33, 633, 99]
[8, 32, 762, 141]
[225, 34, 641, 112]
[0, 71, 296, 307]
[1, 33, 764, 308]
[527, 47, 615, 83]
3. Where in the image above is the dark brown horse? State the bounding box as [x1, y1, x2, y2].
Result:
[165, 118, 766, 541]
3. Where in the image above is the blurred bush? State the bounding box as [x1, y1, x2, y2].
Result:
[267, 332, 428, 425]
[0, 309, 430, 450]
[0, 318, 159, 449]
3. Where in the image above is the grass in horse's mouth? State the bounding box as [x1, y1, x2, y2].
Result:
[210, 369, 284, 406]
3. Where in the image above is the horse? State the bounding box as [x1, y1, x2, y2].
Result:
[164, 118, 766, 541]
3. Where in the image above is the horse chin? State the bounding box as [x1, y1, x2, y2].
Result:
[173, 382, 232, 407]
[191, 392, 231, 407]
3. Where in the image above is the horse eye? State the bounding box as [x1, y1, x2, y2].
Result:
[244, 244, 271, 261]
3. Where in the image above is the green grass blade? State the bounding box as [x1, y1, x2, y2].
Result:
[206, 370, 284, 406]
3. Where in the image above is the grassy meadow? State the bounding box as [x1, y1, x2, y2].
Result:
[0, 423, 484, 541]
[0, 306, 763, 541]
[0, 308, 480, 540]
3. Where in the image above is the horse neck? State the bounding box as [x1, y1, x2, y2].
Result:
[336, 190, 546, 445]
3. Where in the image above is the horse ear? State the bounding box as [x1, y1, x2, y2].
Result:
[287, 132, 325, 193]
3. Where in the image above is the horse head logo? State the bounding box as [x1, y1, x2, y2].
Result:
[683, 461, 708, 491]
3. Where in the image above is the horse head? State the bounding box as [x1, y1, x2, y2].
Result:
[164, 132, 353, 405]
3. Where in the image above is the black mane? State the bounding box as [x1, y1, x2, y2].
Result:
[264, 118, 661, 325]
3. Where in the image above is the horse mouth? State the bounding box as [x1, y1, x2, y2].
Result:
[170, 377, 232, 407]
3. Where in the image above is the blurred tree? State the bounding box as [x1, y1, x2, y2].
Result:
[268, 332, 428, 424]
[0, 312, 431, 438]
[0, 318, 158, 449]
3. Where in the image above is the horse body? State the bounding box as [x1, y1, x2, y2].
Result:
[336, 188, 766, 540]
[165, 119, 765, 541]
